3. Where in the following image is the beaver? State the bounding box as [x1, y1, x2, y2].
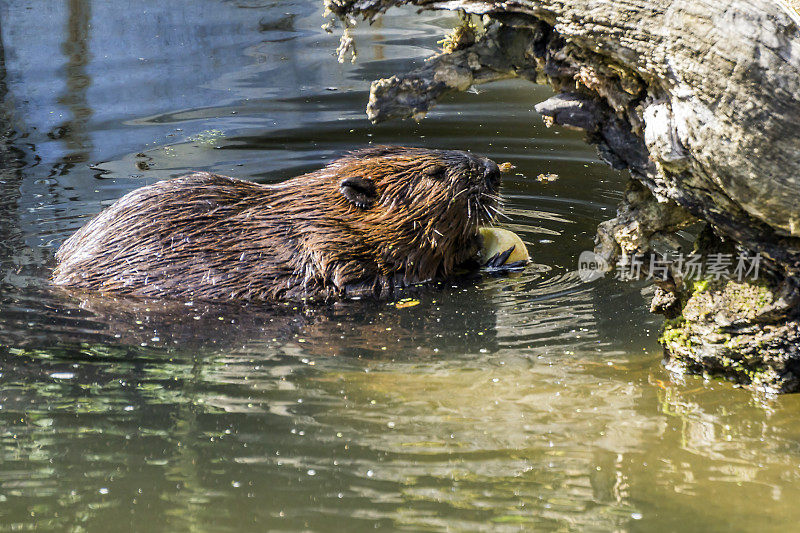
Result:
[53, 146, 514, 301]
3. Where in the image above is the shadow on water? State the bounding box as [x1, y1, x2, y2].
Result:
[0, 1, 799, 531]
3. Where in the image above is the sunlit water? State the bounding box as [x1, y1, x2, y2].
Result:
[0, 1, 799, 531]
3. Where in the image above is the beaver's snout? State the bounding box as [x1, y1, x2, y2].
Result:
[481, 158, 501, 191]
[460, 152, 500, 192]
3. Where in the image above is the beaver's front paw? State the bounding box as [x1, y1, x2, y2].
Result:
[483, 245, 528, 271]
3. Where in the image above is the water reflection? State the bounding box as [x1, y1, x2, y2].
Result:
[5, 325, 800, 531]
[0, 0, 799, 531]
[50, 0, 93, 175]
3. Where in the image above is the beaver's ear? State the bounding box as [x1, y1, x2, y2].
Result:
[339, 177, 377, 208]
[423, 164, 445, 177]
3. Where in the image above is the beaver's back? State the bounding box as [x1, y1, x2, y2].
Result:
[53, 172, 304, 300]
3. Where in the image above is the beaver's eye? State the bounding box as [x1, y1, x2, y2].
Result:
[339, 176, 377, 209]
[422, 164, 445, 177]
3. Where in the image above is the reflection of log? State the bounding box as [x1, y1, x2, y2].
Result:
[326, 0, 800, 392]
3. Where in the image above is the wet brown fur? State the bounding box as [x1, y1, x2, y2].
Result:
[52, 146, 501, 301]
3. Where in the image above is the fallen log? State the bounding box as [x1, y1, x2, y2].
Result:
[324, 0, 800, 392]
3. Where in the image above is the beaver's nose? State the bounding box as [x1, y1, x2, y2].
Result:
[481, 158, 501, 190]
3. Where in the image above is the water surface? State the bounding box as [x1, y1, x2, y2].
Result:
[0, 1, 799, 531]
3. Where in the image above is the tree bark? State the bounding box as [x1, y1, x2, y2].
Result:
[325, 0, 800, 392]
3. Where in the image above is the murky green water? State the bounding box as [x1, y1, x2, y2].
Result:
[0, 1, 799, 531]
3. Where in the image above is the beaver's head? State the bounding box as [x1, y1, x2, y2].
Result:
[282, 146, 503, 295]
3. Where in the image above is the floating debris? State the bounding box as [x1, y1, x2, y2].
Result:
[395, 298, 420, 309]
[536, 172, 559, 182]
[498, 162, 515, 173]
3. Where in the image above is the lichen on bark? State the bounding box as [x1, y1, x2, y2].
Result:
[661, 277, 800, 393]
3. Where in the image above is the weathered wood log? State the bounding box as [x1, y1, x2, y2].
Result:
[325, 0, 800, 392]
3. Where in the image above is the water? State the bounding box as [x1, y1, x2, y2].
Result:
[0, 1, 799, 531]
